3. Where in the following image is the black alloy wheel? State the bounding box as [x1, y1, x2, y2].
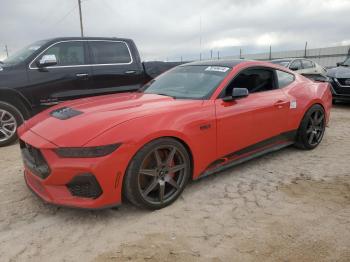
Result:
[295, 104, 326, 150]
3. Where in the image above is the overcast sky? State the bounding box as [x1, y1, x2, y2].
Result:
[0, 0, 350, 61]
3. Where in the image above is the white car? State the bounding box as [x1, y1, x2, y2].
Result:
[271, 58, 327, 79]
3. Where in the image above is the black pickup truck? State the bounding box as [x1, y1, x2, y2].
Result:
[0, 37, 183, 146]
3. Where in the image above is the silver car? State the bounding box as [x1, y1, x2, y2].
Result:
[271, 58, 327, 79]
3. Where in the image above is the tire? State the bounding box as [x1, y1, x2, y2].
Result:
[0, 101, 24, 147]
[294, 104, 326, 150]
[123, 138, 191, 209]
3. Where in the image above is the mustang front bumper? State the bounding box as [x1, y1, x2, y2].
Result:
[19, 128, 130, 209]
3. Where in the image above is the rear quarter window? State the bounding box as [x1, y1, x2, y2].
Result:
[276, 70, 295, 88]
[89, 41, 132, 64]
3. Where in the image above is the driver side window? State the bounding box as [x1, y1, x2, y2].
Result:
[38, 41, 86, 67]
[225, 68, 276, 96]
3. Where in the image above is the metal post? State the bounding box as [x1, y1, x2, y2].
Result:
[180, 56, 183, 62]
[269, 45, 272, 60]
[5, 45, 9, 57]
[239, 48, 242, 59]
[78, 0, 84, 37]
[210, 50, 213, 59]
[217, 51, 220, 60]
[304, 41, 308, 58]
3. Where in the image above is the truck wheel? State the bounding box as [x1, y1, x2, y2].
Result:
[0, 101, 24, 147]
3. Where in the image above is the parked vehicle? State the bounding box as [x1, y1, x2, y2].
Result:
[18, 59, 332, 210]
[0, 37, 182, 146]
[326, 57, 350, 102]
[271, 58, 327, 80]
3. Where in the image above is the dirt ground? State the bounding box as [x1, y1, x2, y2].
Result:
[0, 105, 350, 262]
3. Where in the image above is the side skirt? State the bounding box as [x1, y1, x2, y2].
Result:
[196, 131, 297, 180]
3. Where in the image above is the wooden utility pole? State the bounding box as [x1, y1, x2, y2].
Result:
[78, 0, 84, 37]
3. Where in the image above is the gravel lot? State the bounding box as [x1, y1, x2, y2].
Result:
[0, 105, 349, 262]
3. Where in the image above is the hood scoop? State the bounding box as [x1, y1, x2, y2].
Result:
[50, 107, 83, 120]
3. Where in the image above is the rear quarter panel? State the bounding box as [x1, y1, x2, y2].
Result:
[282, 75, 332, 131]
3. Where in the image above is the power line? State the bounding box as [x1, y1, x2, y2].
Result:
[44, 4, 79, 33]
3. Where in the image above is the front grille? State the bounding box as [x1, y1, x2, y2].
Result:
[332, 79, 350, 95]
[337, 78, 350, 86]
[20, 140, 50, 179]
[66, 174, 102, 199]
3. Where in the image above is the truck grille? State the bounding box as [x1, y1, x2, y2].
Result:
[20, 140, 50, 179]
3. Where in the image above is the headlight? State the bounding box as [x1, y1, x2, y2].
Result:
[54, 144, 121, 158]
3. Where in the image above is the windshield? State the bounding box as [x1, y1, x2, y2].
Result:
[270, 60, 290, 67]
[143, 65, 231, 99]
[343, 57, 350, 66]
[2, 40, 48, 66]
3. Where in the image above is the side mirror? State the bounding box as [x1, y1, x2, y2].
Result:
[37, 54, 57, 68]
[223, 88, 249, 102]
[289, 66, 298, 71]
[336, 62, 343, 67]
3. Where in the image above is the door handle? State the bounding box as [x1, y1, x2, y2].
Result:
[274, 100, 288, 109]
[125, 70, 136, 74]
[76, 73, 89, 78]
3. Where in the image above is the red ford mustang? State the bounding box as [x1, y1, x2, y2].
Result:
[18, 60, 332, 210]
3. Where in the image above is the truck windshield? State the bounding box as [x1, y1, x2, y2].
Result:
[2, 40, 48, 66]
[143, 65, 231, 99]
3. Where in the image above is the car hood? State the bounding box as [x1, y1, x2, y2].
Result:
[327, 66, 350, 78]
[25, 92, 201, 147]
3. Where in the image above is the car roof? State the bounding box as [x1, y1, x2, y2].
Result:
[43, 36, 133, 43]
[183, 59, 246, 68]
[271, 58, 294, 62]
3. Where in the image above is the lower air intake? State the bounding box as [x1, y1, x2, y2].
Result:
[67, 174, 102, 199]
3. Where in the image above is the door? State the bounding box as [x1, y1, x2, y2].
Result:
[27, 41, 93, 111]
[88, 40, 144, 95]
[215, 67, 289, 158]
[215, 97, 254, 158]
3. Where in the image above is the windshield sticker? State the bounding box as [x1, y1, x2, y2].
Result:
[205, 66, 230, 73]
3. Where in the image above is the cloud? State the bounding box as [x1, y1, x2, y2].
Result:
[0, 0, 349, 61]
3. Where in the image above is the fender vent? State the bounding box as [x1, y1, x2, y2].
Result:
[50, 107, 83, 120]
